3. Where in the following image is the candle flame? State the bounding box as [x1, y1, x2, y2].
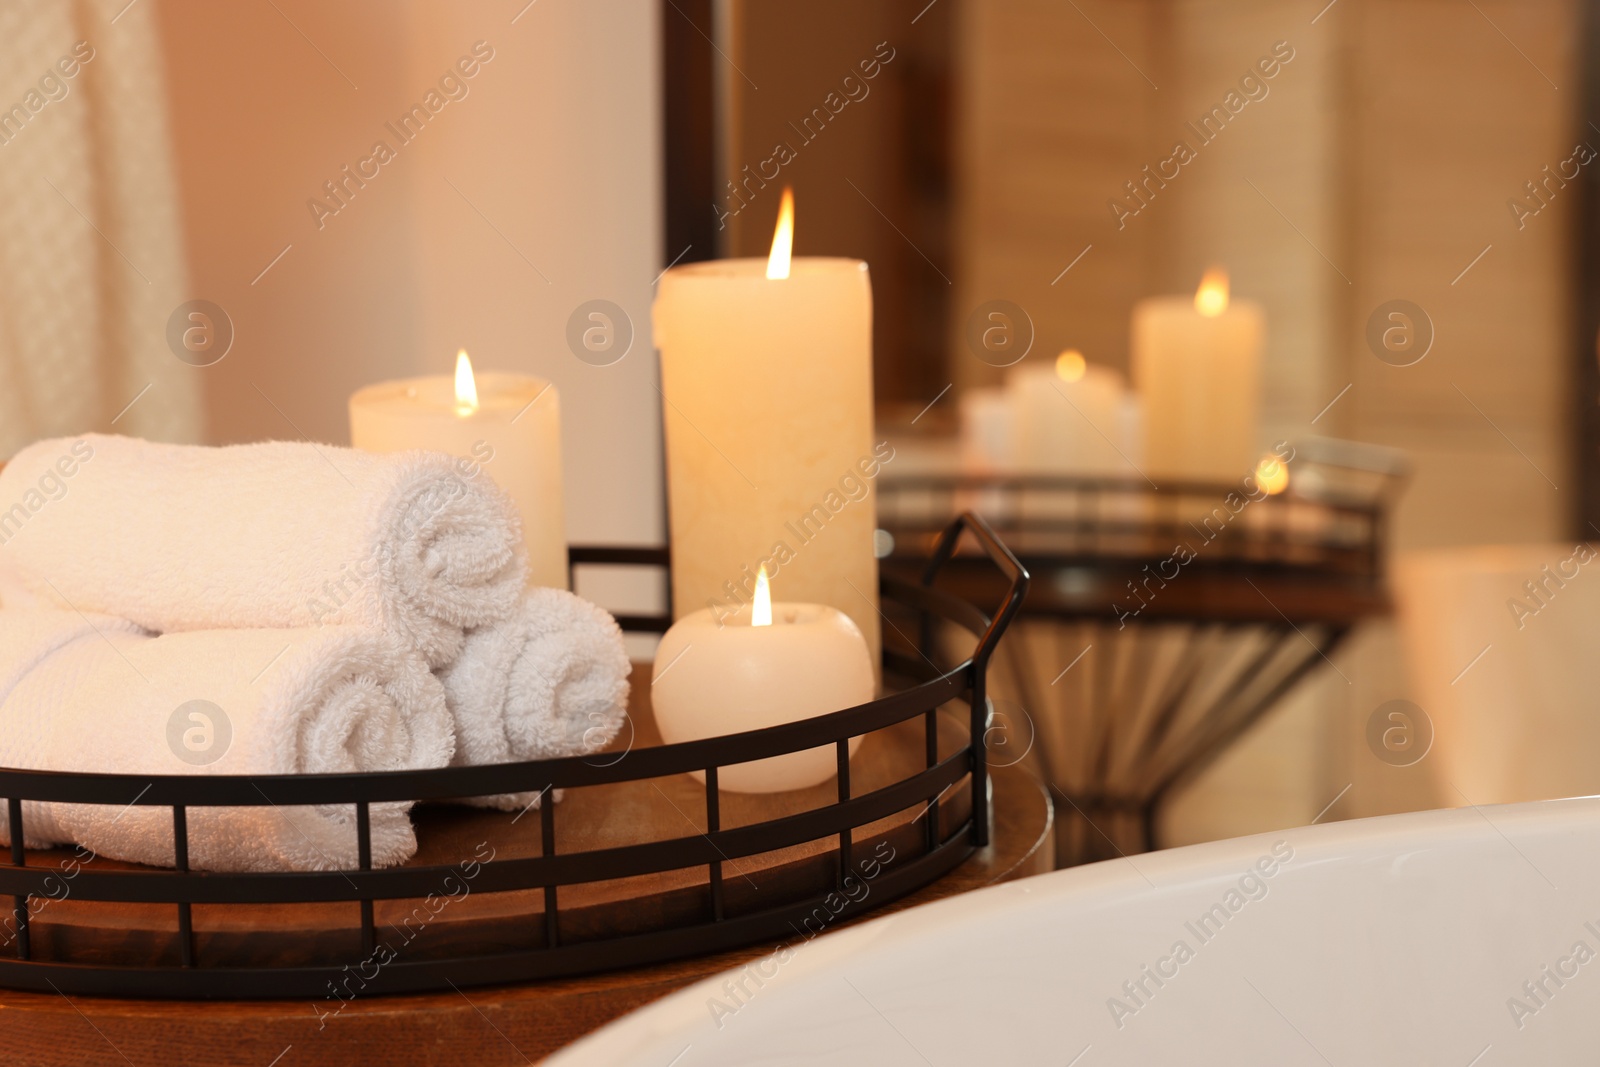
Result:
[766, 188, 794, 280]
[454, 349, 479, 416]
[752, 564, 773, 626]
[1255, 454, 1289, 495]
[1055, 349, 1087, 382]
[1195, 267, 1229, 317]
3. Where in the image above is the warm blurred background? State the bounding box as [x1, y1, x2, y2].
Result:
[671, 0, 1600, 856]
[3, 0, 1597, 859]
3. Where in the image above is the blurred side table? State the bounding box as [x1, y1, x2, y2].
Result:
[879, 436, 1406, 864]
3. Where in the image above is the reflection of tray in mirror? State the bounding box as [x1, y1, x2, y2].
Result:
[878, 436, 1409, 581]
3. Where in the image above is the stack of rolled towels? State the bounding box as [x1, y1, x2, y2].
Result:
[0, 434, 631, 872]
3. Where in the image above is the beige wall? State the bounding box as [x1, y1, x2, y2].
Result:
[1339, 0, 1575, 549]
[158, 0, 664, 552]
[954, 0, 1162, 391]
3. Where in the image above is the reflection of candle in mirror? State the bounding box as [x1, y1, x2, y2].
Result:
[1246, 449, 1327, 543]
[958, 387, 1013, 474]
[349, 351, 568, 588]
[1255, 453, 1289, 496]
[1007, 349, 1138, 475]
[1132, 268, 1264, 483]
[651, 565, 874, 794]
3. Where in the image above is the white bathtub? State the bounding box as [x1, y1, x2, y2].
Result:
[551, 799, 1600, 1064]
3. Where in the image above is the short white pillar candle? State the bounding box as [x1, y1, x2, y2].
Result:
[349, 351, 567, 589]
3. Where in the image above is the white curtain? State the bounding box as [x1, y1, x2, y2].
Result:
[0, 0, 200, 458]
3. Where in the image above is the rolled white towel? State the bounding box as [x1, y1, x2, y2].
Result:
[439, 588, 632, 810]
[0, 434, 525, 667]
[0, 610, 454, 872]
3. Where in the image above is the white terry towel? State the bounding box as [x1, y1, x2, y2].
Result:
[0, 434, 525, 667]
[439, 588, 632, 810]
[0, 610, 454, 872]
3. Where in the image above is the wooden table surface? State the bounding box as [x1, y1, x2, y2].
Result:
[0, 667, 1054, 1066]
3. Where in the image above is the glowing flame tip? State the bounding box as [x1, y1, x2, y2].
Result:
[1255, 454, 1289, 495]
[1195, 267, 1230, 317]
[1055, 349, 1087, 382]
[766, 188, 794, 280]
[454, 350, 479, 415]
[752, 564, 773, 626]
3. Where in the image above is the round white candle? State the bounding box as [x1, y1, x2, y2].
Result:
[349, 355, 567, 589]
[1131, 269, 1264, 483]
[651, 571, 874, 793]
[652, 190, 880, 666]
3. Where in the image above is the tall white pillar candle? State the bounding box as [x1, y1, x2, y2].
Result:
[350, 354, 567, 589]
[1131, 269, 1264, 483]
[652, 195, 880, 665]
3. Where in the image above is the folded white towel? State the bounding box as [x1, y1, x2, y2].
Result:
[0, 434, 525, 667]
[439, 588, 631, 810]
[0, 610, 453, 871]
